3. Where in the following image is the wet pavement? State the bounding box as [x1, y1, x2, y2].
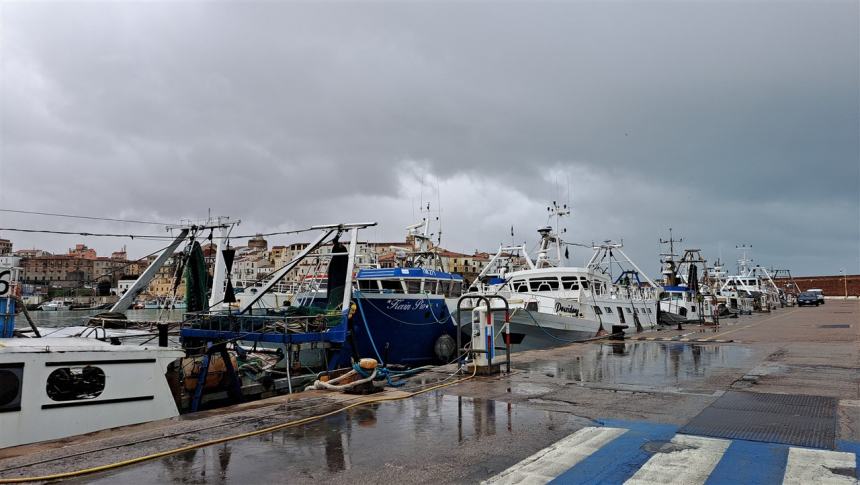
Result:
[75, 395, 590, 484]
[1, 301, 858, 483]
[513, 341, 755, 392]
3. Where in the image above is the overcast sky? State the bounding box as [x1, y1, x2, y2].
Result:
[0, 1, 857, 277]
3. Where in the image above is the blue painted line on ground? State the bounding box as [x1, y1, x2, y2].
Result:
[549, 419, 678, 485]
[835, 440, 860, 479]
[704, 439, 789, 485]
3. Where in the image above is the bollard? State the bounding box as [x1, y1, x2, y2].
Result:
[157, 323, 169, 347]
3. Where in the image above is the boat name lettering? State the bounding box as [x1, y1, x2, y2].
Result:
[555, 301, 579, 315]
[386, 299, 430, 311]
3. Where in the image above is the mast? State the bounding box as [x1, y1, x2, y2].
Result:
[736, 244, 753, 275]
[659, 228, 682, 286]
[535, 201, 570, 269]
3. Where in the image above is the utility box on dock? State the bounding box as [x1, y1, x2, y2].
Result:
[469, 306, 501, 375]
[456, 294, 512, 376]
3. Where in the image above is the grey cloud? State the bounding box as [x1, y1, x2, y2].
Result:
[0, 1, 857, 275]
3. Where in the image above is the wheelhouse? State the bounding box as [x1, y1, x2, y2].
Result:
[356, 268, 464, 298]
[503, 268, 611, 295]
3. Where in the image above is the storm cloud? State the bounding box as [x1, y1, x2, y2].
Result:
[0, 1, 857, 276]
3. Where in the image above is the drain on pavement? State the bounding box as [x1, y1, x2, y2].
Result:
[679, 391, 837, 449]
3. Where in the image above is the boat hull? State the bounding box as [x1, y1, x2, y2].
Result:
[352, 294, 457, 366]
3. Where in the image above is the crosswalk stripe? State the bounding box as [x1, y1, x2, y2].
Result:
[782, 447, 857, 484]
[483, 427, 627, 485]
[550, 420, 679, 484]
[705, 438, 789, 485]
[624, 434, 732, 485]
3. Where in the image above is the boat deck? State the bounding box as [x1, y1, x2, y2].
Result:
[1, 301, 858, 483]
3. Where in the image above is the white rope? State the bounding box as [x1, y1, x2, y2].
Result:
[304, 368, 379, 391]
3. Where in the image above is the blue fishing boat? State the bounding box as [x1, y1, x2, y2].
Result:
[352, 267, 463, 366]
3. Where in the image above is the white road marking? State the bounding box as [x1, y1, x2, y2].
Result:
[783, 447, 858, 485]
[482, 426, 627, 485]
[624, 434, 731, 485]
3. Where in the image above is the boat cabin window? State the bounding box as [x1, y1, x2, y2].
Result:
[425, 279, 439, 294]
[405, 279, 422, 294]
[626, 307, 632, 313]
[529, 277, 559, 292]
[46, 366, 106, 402]
[447, 280, 463, 298]
[0, 365, 24, 412]
[358, 279, 380, 292]
[593, 306, 603, 315]
[617, 307, 626, 323]
[511, 279, 528, 293]
[604, 307, 613, 313]
[561, 277, 580, 290]
[581, 280, 590, 290]
[380, 279, 405, 293]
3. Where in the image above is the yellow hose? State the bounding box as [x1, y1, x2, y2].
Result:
[0, 365, 477, 484]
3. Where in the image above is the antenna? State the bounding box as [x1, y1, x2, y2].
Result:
[659, 228, 682, 261]
[736, 244, 753, 274]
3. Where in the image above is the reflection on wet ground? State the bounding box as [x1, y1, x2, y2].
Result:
[515, 342, 755, 389]
[76, 393, 586, 484]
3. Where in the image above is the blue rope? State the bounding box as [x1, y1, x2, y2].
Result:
[351, 362, 426, 387]
[354, 290, 385, 366]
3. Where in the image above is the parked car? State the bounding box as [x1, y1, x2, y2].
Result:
[797, 292, 820, 306]
[807, 288, 825, 305]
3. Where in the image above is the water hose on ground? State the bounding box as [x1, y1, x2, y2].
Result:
[0, 363, 478, 484]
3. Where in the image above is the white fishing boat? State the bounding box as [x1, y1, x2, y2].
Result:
[37, 299, 73, 311]
[468, 203, 659, 350]
[0, 338, 183, 449]
[656, 242, 719, 324]
[714, 248, 781, 313]
[708, 262, 754, 315]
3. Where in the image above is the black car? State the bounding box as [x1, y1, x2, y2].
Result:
[797, 292, 820, 306]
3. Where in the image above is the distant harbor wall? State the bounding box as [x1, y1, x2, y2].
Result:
[775, 274, 860, 297]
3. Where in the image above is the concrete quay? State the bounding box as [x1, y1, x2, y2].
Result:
[0, 301, 857, 483]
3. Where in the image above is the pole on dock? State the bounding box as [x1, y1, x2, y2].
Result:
[157, 323, 169, 347]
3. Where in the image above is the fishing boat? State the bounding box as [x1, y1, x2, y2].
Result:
[656, 237, 718, 324]
[290, 217, 465, 366]
[37, 299, 73, 311]
[714, 248, 781, 313]
[353, 267, 462, 365]
[0, 338, 183, 449]
[470, 203, 659, 350]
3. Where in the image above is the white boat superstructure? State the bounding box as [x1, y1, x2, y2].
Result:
[38, 300, 73, 311]
[468, 204, 658, 350]
[0, 338, 184, 449]
[715, 250, 781, 312]
[708, 262, 754, 315]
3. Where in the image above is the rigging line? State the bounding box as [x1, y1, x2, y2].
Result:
[0, 227, 175, 239]
[0, 208, 169, 226]
[0, 225, 342, 241]
[562, 241, 593, 248]
[227, 226, 327, 239]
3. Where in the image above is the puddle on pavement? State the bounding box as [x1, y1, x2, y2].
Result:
[515, 341, 754, 388]
[76, 393, 585, 484]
